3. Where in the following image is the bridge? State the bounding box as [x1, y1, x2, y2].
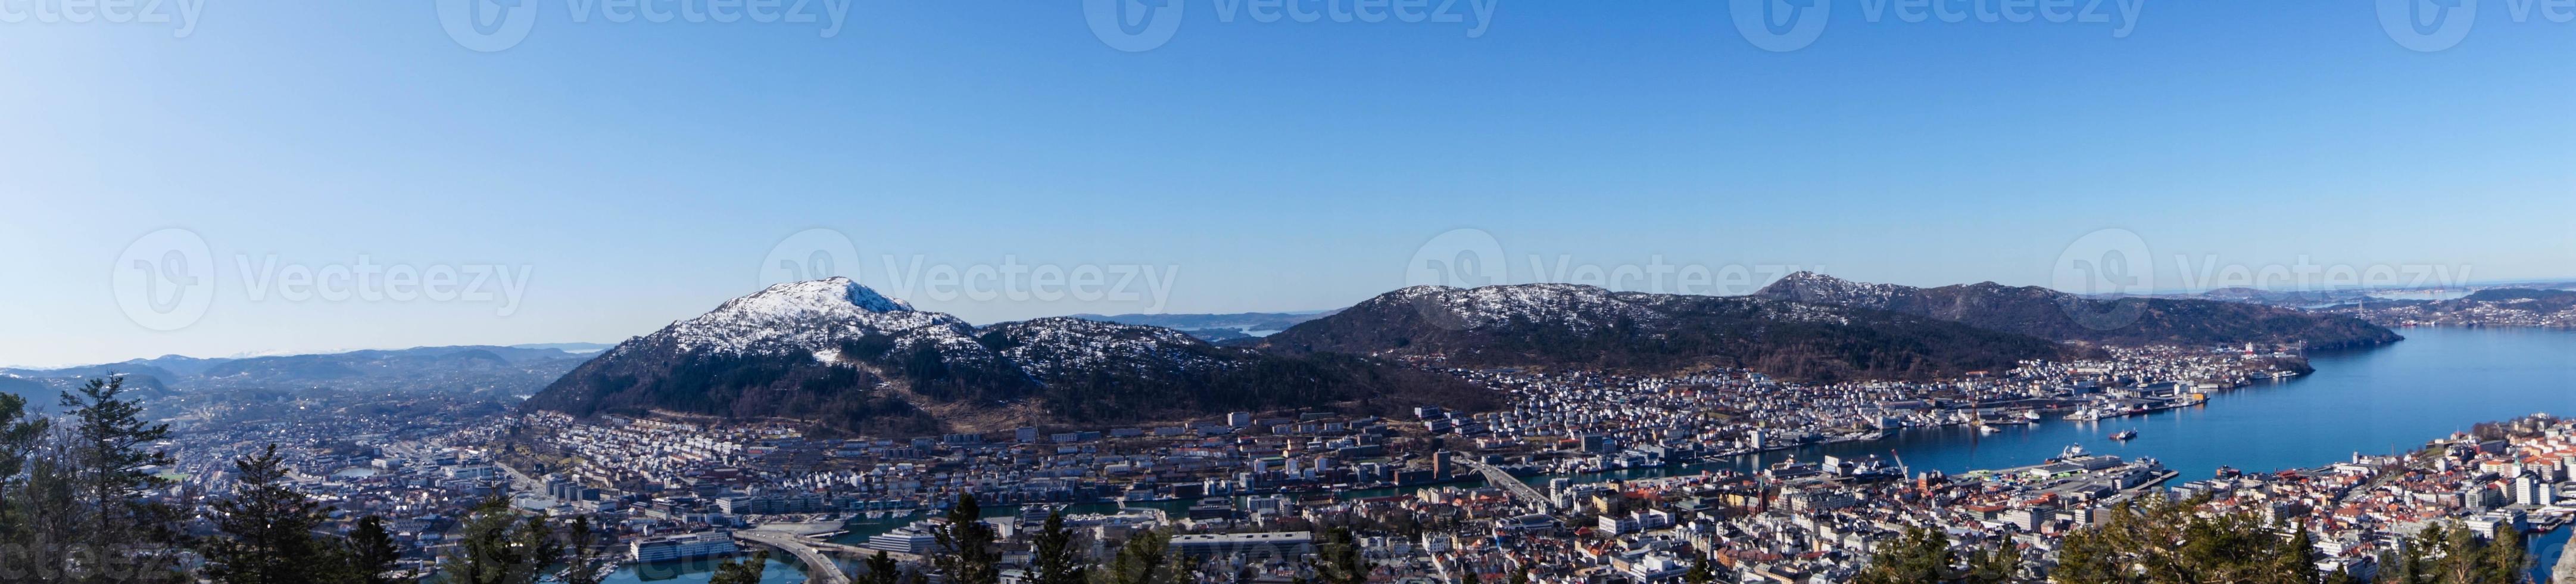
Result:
[732, 530, 854, 584]
[1456, 456, 1554, 511]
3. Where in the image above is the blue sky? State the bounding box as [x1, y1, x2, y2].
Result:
[4, 0, 2573, 366]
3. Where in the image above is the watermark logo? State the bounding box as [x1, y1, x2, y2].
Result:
[1730, 0, 1831, 52]
[107, 229, 537, 331]
[113, 228, 216, 331]
[1406, 228, 1507, 290]
[760, 228, 1181, 312]
[1084, 0, 1499, 52]
[1730, 0, 2143, 52]
[1406, 228, 1509, 330]
[2051, 228, 2154, 331]
[439, 0, 539, 52]
[438, 0, 853, 52]
[762, 228, 863, 288]
[0, 0, 206, 38]
[2379, 0, 2479, 52]
[1086, 0, 1187, 52]
[1402, 228, 1825, 330]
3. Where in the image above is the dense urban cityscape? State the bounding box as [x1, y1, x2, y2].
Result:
[3, 327, 2544, 583]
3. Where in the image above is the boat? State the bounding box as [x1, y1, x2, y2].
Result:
[2111, 430, 2138, 441]
[1978, 424, 2002, 435]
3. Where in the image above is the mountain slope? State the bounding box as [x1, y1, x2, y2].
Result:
[1260, 284, 2082, 382]
[523, 278, 1492, 435]
[1753, 272, 2403, 350]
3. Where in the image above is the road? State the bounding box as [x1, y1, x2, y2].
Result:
[1456, 456, 1554, 511]
[732, 530, 853, 584]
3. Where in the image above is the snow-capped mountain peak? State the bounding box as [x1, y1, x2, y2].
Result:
[721, 277, 913, 316]
[654, 277, 968, 355]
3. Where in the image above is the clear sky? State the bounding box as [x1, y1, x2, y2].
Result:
[4, 0, 2573, 367]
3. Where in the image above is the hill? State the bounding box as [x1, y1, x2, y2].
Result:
[1258, 284, 2084, 383]
[1752, 272, 2403, 350]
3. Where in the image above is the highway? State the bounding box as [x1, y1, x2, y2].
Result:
[732, 530, 853, 584]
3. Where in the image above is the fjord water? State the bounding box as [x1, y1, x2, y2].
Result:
[1764, 327, 2576, 479]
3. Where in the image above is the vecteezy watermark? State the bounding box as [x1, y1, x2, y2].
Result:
[113, 228, 215, 331]
[1729, 0, 2142, 52]
[1406, 228, 1820, 296]
[0, 0, 207, 37]
[110, 229, 537, 331]
[1402, 228, 1822, 329]
[2051, 228, 2479, 330]
[2378, 0, 2576, 52]
[763, 228, 1182, 311]
[1085, 0, 1499, 52]
[438, 0, 852, 52]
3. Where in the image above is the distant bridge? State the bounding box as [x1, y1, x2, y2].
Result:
[732, 530, 853, 584]
[1457, 457, 1554, 511]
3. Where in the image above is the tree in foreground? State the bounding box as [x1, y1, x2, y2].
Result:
[348, 515, 408, 584]
[562, 516, 612, 584]
[1853, 526, 1956, 584]
[709, 551, 771, 584]
[201, 444, 344, 584]
[932, 494, 1002, 584]
[1030, 510, 1089, 584]
[1310, 526, 1367, 584]
[1097, 529, 1180, 584]
[436, 496, 562, 584]
[863, 549, 905, 584]
[2374, 521, 2530, 584]
[2051, 495, 2373, 584]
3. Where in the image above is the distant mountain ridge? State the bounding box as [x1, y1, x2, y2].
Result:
[1259, 283, 2086, 383]
[522, 278, 1491, 436]
[0, 344, 601, 414]
[1072, 310, 1340, 342]
[1752, 272, 2403, 350]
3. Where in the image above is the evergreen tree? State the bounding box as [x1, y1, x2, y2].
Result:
[1098, 530, 1178, 584]
[1030, 510, 1090, 584]
[436, 497, 561, 584]
[1683, 557, 1717, 584]
[2268, 524, 2316, 584]
[931, 494, 1002, 584]
[0, 393, 51, 580]
[2479, 526, 2527, 584]
[1854, 526, 1953, 584]
[1310, 527, 1367, 584]
[347, 515, 407, 584]
[60, 375, 188, 584]
[563, 516, 612, 584]
[708, 551, 769, 584]
[201, 444, 342, 584]
[1964, 541, 2019, 584]
[863, 550, 904, 584]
